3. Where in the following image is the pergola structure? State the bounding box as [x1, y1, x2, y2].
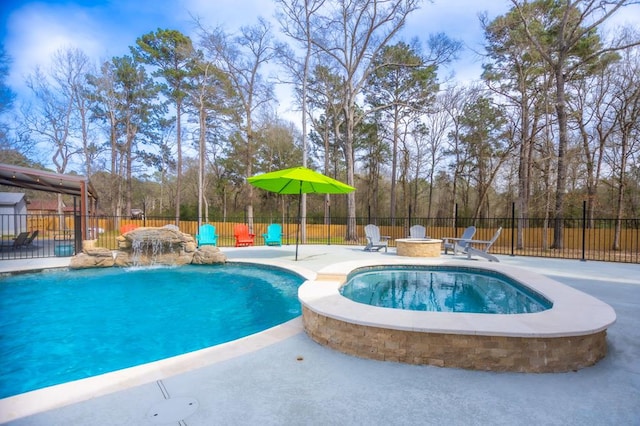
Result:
[0, 163, 99, 245]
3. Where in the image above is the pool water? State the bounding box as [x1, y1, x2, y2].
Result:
[340, 266, 551, 314]
[0, 264, 304, 398]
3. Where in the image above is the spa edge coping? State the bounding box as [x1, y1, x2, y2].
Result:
[297, 258, 617, 339]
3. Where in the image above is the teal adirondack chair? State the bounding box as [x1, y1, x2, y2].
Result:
[263, 223, 282, 246]
[196, 224, 218, 247]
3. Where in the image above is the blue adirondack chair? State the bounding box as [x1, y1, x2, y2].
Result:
[196, 224, 218, 247]
[263, 223, 282, 246]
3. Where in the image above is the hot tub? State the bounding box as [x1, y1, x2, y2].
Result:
[298, 258, 616, 373]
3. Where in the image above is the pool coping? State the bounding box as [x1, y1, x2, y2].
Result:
[298, 257, 617, 338]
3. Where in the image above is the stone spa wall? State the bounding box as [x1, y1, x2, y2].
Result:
[302, 306, 608, 373]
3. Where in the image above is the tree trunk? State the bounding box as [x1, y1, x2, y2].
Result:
[389, 106, 399, 224]
[198, 107, 206, 229]
[324, 121, 331, 225]
[613, 130, 630, 251]
[175, 101, 182, 225]
[516, 86, 531, 250]
[551, 67, 567, 249]
[344, 105, 357, 241]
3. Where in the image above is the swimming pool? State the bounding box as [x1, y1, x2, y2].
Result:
[0, 263, 304, 398]
[340, 266, 552, 314]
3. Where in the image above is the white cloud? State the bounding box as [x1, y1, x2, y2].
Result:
[6, 3, 105, 90]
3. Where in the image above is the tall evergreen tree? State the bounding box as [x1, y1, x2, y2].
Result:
[132, 29, 196, 224]
[366, 41, 439, 222]
[87, 55, 163, 216]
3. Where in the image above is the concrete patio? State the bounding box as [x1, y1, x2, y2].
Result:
[0, 245, 638, 425]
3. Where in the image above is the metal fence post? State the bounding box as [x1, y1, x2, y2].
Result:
[582, 200, 587, 262]
[454, 203, 458, 231]
[73, 197, 81, 255]
[327, 202, 331, 245]
[511, 202, 515, 257]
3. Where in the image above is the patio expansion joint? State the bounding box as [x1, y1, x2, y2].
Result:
[156, 379, 171, 399]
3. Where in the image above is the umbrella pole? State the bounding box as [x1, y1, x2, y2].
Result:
[295, 183, 302, 260]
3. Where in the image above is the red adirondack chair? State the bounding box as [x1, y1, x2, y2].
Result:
[234, 224, 255, 247]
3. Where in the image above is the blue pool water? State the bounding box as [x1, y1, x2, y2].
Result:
[340, 266, 552, 314]
[0, 263, 304, 398]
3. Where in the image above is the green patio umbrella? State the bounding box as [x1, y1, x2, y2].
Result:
[247, 166, 355, 260]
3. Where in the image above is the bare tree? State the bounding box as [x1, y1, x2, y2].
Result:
[309, 0, 421, 240]
[510, 0, 640, 248]
[55, 48, 97, 178]
[276, 0, 327, 241]
[24, 48, 84, 216]
[198, 18, 276, 230]
[609, 44, 640, 249]
[186, 56, 234, 227]
[568, 65, 617, 226]
[419, 93, 452, 220]
[307, 64, 346, 220]
[441, 84, 481, 220]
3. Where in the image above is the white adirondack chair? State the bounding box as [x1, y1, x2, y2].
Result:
[364, 224, 390, 252]
[409, 225, 427, 239]
[443, 226, 476, 255]
[464, 227, 503, 262]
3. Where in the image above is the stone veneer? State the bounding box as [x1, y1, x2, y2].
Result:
[395, 238, 442, 257]
[302, 306, 608, 373]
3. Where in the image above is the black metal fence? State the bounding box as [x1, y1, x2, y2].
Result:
[1, 206, 638, 263]
[1, 212, 82, 260]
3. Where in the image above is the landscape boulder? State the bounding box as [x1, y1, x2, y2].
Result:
[70, 225, 227, 269]
[191, 246, 227, 265]
[69, 248, 115, 269]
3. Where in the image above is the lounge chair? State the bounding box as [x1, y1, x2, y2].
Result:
[409, 225, 427, 239]
[11, 232, 30, 249]
[464, 227, 503, 262]
[364, 224, 390, 252]
[263, 223, 282, 246]
[443, 226, 476, 254]
[196, 224, 218, 247]
[234, 224, 255, 247]
[23, 230, 39, 247]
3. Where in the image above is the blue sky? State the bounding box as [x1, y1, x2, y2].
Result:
[2, 0, 638, 110]
[1, 1, 514, 95]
